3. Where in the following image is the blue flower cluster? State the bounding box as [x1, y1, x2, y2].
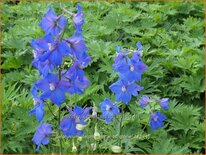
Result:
[110, 42, 147, 104]
[100, 42, 147, 123]
[29, 4, 91, 152]
[139, 96, 170, 131]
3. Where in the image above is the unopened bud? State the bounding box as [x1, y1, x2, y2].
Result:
[76, 124, 86, 131]
[94, 124, 100, 140]
[72, 141, 77, 152]
[111, 145, 122, 153]
[92, 106, 97, 116]
[77, 136, 83, 142]
[91, 143, 97, 151]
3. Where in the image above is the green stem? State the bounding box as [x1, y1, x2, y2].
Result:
[119, 105, 124, 146]
[58, 68, 63, 154]
[58, 106, 62, 154]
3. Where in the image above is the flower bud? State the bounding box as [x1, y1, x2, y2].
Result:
[76, 124, 86, 131]
[91, 143, 97, 151]
[92, 106, 97, 116]
[94, 124, 100, 140]
[77, 136, 83, 142]
[72, 141, 77, 152]
[111, 145, 122, 153]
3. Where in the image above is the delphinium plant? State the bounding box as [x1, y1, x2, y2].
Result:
[29, 3, 170, 154]
[29, 4, 92, 153]
[98, 42, 170, 153]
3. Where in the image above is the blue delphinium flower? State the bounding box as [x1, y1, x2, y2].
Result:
[109, 80, 143, 104]
[39, 7, 67, 36]
[100, 99, 120, 123]
[60, 106, 91, 137]
[34, 73, 70, 106]
[65, 32, 91, 67]
[62, 69, 90, 94]
[29, 98, 45, 123]
[32, 123, 53, 152]
[37, 34, 71, 67]
[139, 95, 150, 108]
[72, 4, 84, 32]
[159, 98, 169, 110]
[150, 111, 166, 131]
[115, 58, 147, 82]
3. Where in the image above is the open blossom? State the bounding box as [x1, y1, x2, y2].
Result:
[39, 7, 67, 36]
[109, 80, 143, 104]
[65, 32, 91, 67]
[60, 106, 91, 137]
[32, 123, 53, 152]
[100, 98, 120, 123]
[61, 68, 90, 94]
[150, 111, 166, 131]
[114, 58, 147, 82]
[34, 73, 70, 106]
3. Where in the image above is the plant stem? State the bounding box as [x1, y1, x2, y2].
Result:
[58, 68, 63, 154]
[58, 106, 62, 154]
[119, 105, 124, 146]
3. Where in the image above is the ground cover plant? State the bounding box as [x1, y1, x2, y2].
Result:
[2, 1, 205, 154]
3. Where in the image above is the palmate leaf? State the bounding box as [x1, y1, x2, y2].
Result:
[147, 130, 190, 154]
[167, 104, 202, 134]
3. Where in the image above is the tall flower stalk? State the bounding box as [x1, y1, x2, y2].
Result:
[29, 4, 91, 153]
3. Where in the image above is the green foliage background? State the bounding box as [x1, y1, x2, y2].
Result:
[2, 1, 205, 154]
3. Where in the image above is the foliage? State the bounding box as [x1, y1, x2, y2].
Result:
[2, 1, 205, 154]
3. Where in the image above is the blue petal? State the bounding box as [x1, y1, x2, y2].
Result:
[49, 51, 62, 66]
[35, 79, 50, 92]
[40, 91, 52, 100]
[74, 106, 83, 115]
[42, 137, 49, 145]
[58, 16, 67, 30]
[36, 104, 44, 123]
[50, 89, 65, 106]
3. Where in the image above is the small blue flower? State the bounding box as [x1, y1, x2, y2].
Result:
[159, 98, 169, 110]
[109, 80, 143, 104]
[62, 69, 90, 94]
[39, 7, 67, 36]
[100, 99, 120, 123]
[38, 34, 71, 67]
[32, 123, 53, 152]
[150, 111, 166, 131]
[29, 98, 45, 123]
[73, 3, 84, 32]
[65, 32, 91, 67]
[139, 95, 150, 108]
[34, 73, 70, 106]
[60, 106, 91, 137]
[115, 58, 147, 82]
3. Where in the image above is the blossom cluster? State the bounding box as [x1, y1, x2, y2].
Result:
[29, 4, 91, 152]
[139, 96, 169, 131]
[100, 42, 147, 123]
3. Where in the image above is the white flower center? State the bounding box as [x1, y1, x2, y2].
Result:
[33, 98, 38, 106]
[106, 105, 111, 111]
[130, 65, 134, 71]
[121, 86, 127, 92]
[48, 43, 55, 51]
[153, 116, 158, 121]
[49, 83, 55, 91]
